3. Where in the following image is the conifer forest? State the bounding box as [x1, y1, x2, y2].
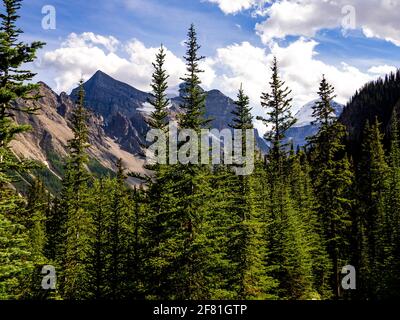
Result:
[1, 0, 400, 301]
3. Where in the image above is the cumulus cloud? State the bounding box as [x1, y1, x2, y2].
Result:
[39, 33, 392, 138]
[39, 32, 215, 94]
[254, 0, 400, 46]
[204, 0, 269, 15]
[368, 64, 397, 75]
[65, 32, 120, 52]
[42, 34, 129, 93]
[204, 38, 379, 113]
[206, 0, 400, 47]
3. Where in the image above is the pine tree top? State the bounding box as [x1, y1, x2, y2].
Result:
[178, 24, 210, 131]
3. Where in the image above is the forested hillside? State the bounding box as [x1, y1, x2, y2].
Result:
[1, 0, 400, 301]
[340, 71, 400, 153]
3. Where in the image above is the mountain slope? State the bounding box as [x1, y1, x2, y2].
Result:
[12, 71, 271, 193]
[73, 71, 269, 154]
[339, 70, 400, 152]
[284, 100, 344, 148]
[70, 70, 151, 155]
[11, 82, 148, 192]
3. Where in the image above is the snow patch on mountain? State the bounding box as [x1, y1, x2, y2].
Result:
[293, 100, 344, 128]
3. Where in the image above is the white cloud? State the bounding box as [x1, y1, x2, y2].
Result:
[39, 33, 393, 138]
[41, 34, 129, 93]
[368, 64, 397, 75]
[255, 0, 400, 46]
[204, 0, 268, 14]
[206, 0, 400, 47]
[205, 39, 374, 107]
[65, 32, 120, 52]
[39, 33, 215, 94]
[202, 38, 390, 137]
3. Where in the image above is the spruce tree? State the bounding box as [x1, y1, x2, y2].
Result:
[0, 0, 44, 299]
[89, 178, 109, 299]
[0, 0, 45, 183]
[146, 45, 169, 131]
[106, 159, 139, 299]
[257, 57, 296, 163]
[227, 86, 278, 299]
[60, 81, 94, 299]
[143, 44, 173, 297]
[287, 151, 332, 299]
[309, 77, 354, 298]
[356, 119, 389, 299]
[24, 179, 48, 261]
[0, 207, 31, 299]
[311, 75, 336, 127]
[384, 112, 400, 298]
[146, 24, 214, 299]
[178, 24, 209, 131]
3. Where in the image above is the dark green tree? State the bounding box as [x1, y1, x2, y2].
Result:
[0, 0, 44, 299]
[178, 24, 209, 131]
[60, 81, 94, 299]
[311, 75, 336, 127]
[227, 86, 278, 299]
[257, 57, 296, 163]
[309, 77, 354, 299]
[356, 119, 389, 299]
[146, 45, 169, 131]
[384, 113, 400, 298]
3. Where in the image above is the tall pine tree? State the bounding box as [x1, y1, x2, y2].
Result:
[60, 81, 94, 299]
[309, 76, 354, 299]
[0, 0, 44, 299]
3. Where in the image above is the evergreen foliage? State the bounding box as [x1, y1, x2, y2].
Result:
[2, 4, 400, 300]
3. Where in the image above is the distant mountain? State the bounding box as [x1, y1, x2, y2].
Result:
[11, 70, 271, 192]
[71, 70, 151, 155]
[72, 71, 269, 154]
[284, 100, 344, 148]
[11, 82, 148, 193]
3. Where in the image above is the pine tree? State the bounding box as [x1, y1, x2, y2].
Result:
[178, 24, 209, 131]
[0, 0, 44, 299]
[311, 75, 336, 127]
[287, 151, 332, 299]
[89, 178, 109, 299]
[356, 119, 389, 299]
[60, 81, 94, 299]
[146, 45, 169, 131]
[257, 57, 296, 163]
[384, 112, 400, 298]
[227, 86, 278, 299]
[309, 77, 354, 298]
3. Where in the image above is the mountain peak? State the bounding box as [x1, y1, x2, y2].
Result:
[89, 70, 116, 83]
[71, 70, 150, 103]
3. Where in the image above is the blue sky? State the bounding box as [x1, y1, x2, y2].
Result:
[21, 0, 400, 65]
[16, 0, 400, 126]
[20, 0, 263, 56]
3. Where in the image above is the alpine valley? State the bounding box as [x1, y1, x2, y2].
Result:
[11, 70, 269, 193]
